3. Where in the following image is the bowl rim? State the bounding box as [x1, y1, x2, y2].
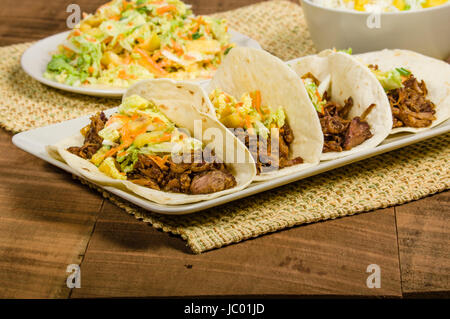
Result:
[301, 0, 450, 15]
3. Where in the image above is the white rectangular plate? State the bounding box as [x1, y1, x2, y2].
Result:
[12, 111, 449, 215]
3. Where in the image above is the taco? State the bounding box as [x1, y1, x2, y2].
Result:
[288, 50, 392, 161]
[47, 79, 256, 205]
[356, 49, 450, 134]
[205, 47, 324, 181]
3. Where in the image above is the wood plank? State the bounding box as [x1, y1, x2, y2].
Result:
[0, 130, 104, 298]
[71, 201, 401, 297]
[395, 192, 450, 296]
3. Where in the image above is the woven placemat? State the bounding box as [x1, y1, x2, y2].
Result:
[1, 1, 448, 254]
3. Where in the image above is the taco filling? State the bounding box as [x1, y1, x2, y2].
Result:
[302, 72, 375, 153]
[209, 89, 303, 174]
[369, 65, 436, 129]
[67, 95, 236, 195]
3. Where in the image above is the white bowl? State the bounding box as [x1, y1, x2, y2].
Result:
[300, 0, 450, 59]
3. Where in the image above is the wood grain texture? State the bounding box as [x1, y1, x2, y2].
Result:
[0, 0, 447, 298]
[0, 130, 104, 298]
[395, 192, 450, 295]
[70, 201, 401, 297]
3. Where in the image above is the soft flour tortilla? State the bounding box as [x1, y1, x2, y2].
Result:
[288, 50, 392, 161]
[356, 49, 450, 134]
[206, 47, 324, 181]
[48, 79, 256, 205]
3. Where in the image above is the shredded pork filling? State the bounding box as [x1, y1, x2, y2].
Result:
[67, 112, 237, 195]
[319, 96, 374, 153]
[387, 75, 436, 128]
[234, 122, 303, 174]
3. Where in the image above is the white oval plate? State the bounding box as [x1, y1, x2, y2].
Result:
[21, 29, 261, 98]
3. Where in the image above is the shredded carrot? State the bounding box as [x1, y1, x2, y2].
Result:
[62, 45, 73, 53]
[183, 54, 195, 61]
[152, 117, 165, 124]
[252, 90, 262, 115]
[88, 66, 95, 74]
[104, 140, 131, 158]
[315, 90, 322, 102]
[171, 39, 184, 56]
[134, 48, 168, 76]
[151, 132, 172, 143]
[130, 114, 140, 121]
[204, 24, 211, 35]
[245, 115, 254, 134]
[147, 154, 169, 170]
[72, 29, 82, 36]
[189, 24, 199, 35]
[151, 50, 162, 62]
[105, 120, 150, 158]
[118, 69, 128, 79]
[156, 5, 177, 15]
[197, 16, 205, 25]
[117, 151, 127, 158]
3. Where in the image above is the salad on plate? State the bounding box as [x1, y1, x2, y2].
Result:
[44, 0, 234, 88]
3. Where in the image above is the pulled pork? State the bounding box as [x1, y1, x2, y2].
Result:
[127, 152, 236, 195]
[67, 112, 236, 195]
[319, 97, 374, 153]
[387, 75, 436, 128]
[234, 122, 303, 174]
[67, 112, 107, 159]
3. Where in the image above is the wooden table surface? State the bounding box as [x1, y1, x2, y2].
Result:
[0, 0, 448, 298]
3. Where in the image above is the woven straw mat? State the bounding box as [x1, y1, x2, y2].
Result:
[1, 1, 448, 254]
